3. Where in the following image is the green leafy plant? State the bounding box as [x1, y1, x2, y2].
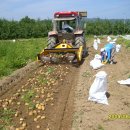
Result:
[0, 109, 15, 130]
[37, 75, 48, 85]
[21, 90, 36, 109]
[117, 37, 130, 48]
[82, 71, 91, 77]
[47, 67, 55, 74]
[0, 38, 47, 78]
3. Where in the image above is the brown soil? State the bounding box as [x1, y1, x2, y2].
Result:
[0, 37, 130, 130]
[72, 38, 130, 130]
[0, 64, 79, 130]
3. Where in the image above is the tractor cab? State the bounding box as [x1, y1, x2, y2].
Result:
[49, 11, 87, 44]
[53, 18, 76, 43]
[54, 17, 76, 33]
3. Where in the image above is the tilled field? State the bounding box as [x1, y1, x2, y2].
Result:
[0, 37, 130, 130]
[71, 38, 130, 130]
[0, 64, 79, 130]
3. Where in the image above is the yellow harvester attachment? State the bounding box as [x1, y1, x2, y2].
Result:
[37, 40, 83, 64]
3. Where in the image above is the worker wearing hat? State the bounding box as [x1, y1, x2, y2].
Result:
[100, 42, 116, 64]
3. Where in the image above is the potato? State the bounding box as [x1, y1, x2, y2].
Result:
[36, 125, 40, 129]
[28, 111, 33, 116]
[41, 116, 46, 119]
[34, 118, 37, 122]
[36, 115, 41, 119]
[33, 110, 37, 115]
[41, 106, 45, 111]
[17, 102, 21, 105]
[20, 118, 24, 121]
[15, 113, 18, 117]
[37, 105, 42, 110]
[22, 123, 27, 127]
[15, 128, 20, 130]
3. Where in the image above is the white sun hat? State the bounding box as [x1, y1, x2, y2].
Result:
[100, 48, 105, 52]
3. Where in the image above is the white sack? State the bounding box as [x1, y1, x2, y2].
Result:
[90, 54, 104, 69]
[107, 36, 111, 42]
[90, 59, 104, 69]
[93, 39, 98, 50]
[97, 38, 101, 44]
[116, 44, 121, 52]
[117, 78, 130, 85]
[88, 71, 108, 105]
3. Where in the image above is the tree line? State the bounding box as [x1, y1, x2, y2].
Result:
[85, 18, 130, 35]
[0, 16, 130, 40]
[0, 16, 52, 40]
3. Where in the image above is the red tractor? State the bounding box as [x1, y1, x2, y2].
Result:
[38, 11, 87, 63]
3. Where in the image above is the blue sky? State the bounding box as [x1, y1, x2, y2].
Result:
[0, 0, 130, 20]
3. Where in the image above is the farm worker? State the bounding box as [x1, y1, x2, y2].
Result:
[63, 23, 73, 32]
[100, 48, 106, 63]
[100, 42, 116, 64]
[108, 42, 116, 63]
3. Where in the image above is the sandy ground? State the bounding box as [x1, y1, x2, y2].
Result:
[0, 37, 130, 130]
[72, 38, 130, 130]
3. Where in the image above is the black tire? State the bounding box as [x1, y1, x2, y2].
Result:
[75, 36, 85, 47]
[47, 37, 56, 49]
[75, 36, 87, 57]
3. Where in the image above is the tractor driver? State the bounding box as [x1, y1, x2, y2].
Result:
[62, 21, 73, 33]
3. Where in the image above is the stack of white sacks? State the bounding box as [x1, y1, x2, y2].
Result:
[88, 36, 122, 105]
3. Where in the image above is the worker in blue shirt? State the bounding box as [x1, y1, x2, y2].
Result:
[101, 42, 116, 64]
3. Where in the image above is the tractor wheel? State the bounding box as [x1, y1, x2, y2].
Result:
[75, 36, 85, 47]
[47, 37, 56, 49]
[75, 36, 87, 57]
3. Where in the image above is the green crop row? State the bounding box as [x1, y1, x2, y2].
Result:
[0, 38, 47, 78]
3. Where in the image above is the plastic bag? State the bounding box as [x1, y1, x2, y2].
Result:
[88, 71, 108, 105]
[93, 39, 98, 50]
